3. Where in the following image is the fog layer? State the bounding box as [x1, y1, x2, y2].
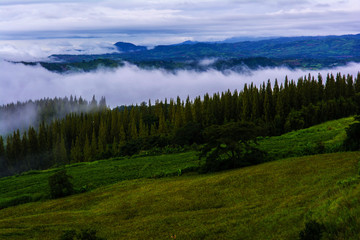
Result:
[1, 61, 360, 108]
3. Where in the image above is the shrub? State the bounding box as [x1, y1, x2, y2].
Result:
[48, 169, 74, 199]
[59, 230, 76, 240]
[77, 228, 106, 240]
[59, 228, 106, 240]
[299, 220, 325, 240]
[343, 115, 360, 151]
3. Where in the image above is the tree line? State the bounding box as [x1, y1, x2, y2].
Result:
[0, 95, 107, 135]
[1, 72, 360, 176]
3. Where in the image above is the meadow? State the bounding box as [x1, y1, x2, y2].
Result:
[0, 116, 358, 239]
[258, 117, 354, 160]
[0, 151, 199, 209]
[0, 152, 359, 239]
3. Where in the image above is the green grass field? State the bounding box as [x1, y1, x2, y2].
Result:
[0, 151, 200, 209]
[258, 117, 354, 160]
[0, 117, 353, 210]
[0, 152, 359, 239]
[0, 116, 358, 239]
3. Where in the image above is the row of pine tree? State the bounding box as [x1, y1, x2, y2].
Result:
[1, 72, 360, 176]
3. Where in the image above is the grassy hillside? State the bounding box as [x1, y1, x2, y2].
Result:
[0, 151, 199, 209]
[0, 117, 354, 210]
[258, 117, 354, 160]
[0, 116, 357, 239]
[0, 152, 359, 239]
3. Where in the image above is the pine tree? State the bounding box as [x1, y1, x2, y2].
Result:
[325, 73, 336, 100]
[129, 121, 138, 140]
[184, 96, 193, 124]
[20, 132, 28, 160]
[111, 137, 119, 156]
[174, 98, 184, 129]
[158, 109, 167, 135]
[346, 74, 355, 98]
[241, 84, 251, 121]
[53, 134, 68, 165]
[0, 136, 4, 160]
[70, 136, 83, 163]
[118, 124, 126, 145]
[90, 131, 98, 159]
[83, 135, 92, 162]
[355, 72, 360, 93]
[251, 86, 260, 121]
[264, 80, 274, 123]
[28, 126, 39, 155]
[12, 130, 22, 167]
[150, 123, 157, 136]
[193, 96, 203, 126]
[138, 118, 149, 138]
[97, 121, 107, 154]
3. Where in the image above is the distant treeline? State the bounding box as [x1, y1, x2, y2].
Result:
[0, 72, 360, 176]
[0, 95, 107, 135]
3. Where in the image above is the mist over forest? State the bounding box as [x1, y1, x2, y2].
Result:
[2, 60, 360, 108]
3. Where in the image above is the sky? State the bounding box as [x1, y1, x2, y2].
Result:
[0, 0, 360, 59]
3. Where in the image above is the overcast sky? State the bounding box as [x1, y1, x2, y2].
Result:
[1, 0, 359, 45]
[0, 0, 359, 59]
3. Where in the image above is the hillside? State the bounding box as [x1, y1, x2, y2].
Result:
[0, 152, 359, 239]
[258, 117, 354, 160]
[0, 116, 359, 239]
[0, 116, 353, 210]
[0, 151, 200, 209]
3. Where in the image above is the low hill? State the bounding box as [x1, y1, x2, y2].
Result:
[0, 152, 359, 239]
[114, 42, 147, 53]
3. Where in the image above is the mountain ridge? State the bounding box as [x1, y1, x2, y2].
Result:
[21, 33, 360, 72]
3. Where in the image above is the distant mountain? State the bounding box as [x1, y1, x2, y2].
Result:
[132, 33, 360, 60]
[37, 33, 360, 72]
[114, 42, 147, 53]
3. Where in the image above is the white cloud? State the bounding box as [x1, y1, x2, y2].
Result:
[1, 60, 359, 108]
[0, 39, 119, 61]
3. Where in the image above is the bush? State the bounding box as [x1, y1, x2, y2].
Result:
[48, 169, 74, 199]
[299, 220, 325, 240]
[343, 115, 360, 151]
[59, 228, 106, 240]
[77, 228, 106, 240]
[59, 230, 77, 240]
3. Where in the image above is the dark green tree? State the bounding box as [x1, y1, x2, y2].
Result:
[48, 169, 74, 199]
[343, 115, 360, 151]
[199, 122, 265, 172]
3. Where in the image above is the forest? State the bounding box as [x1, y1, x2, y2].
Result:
[1, 72, 360, 177]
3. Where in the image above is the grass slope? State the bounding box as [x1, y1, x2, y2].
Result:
[0, 152, 359, 239]
[0, 151, 199, 209]
[258, 117, 354, 160]
[0, 117, 353, 209]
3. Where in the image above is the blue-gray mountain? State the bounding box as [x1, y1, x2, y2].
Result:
[28, 34, 360, 72]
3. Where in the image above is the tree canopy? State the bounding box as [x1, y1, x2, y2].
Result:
[199, 122, 266, 172]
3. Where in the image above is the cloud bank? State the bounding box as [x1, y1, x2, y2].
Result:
[1, 61, 359, 108]
[0, 39, 119, 61]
